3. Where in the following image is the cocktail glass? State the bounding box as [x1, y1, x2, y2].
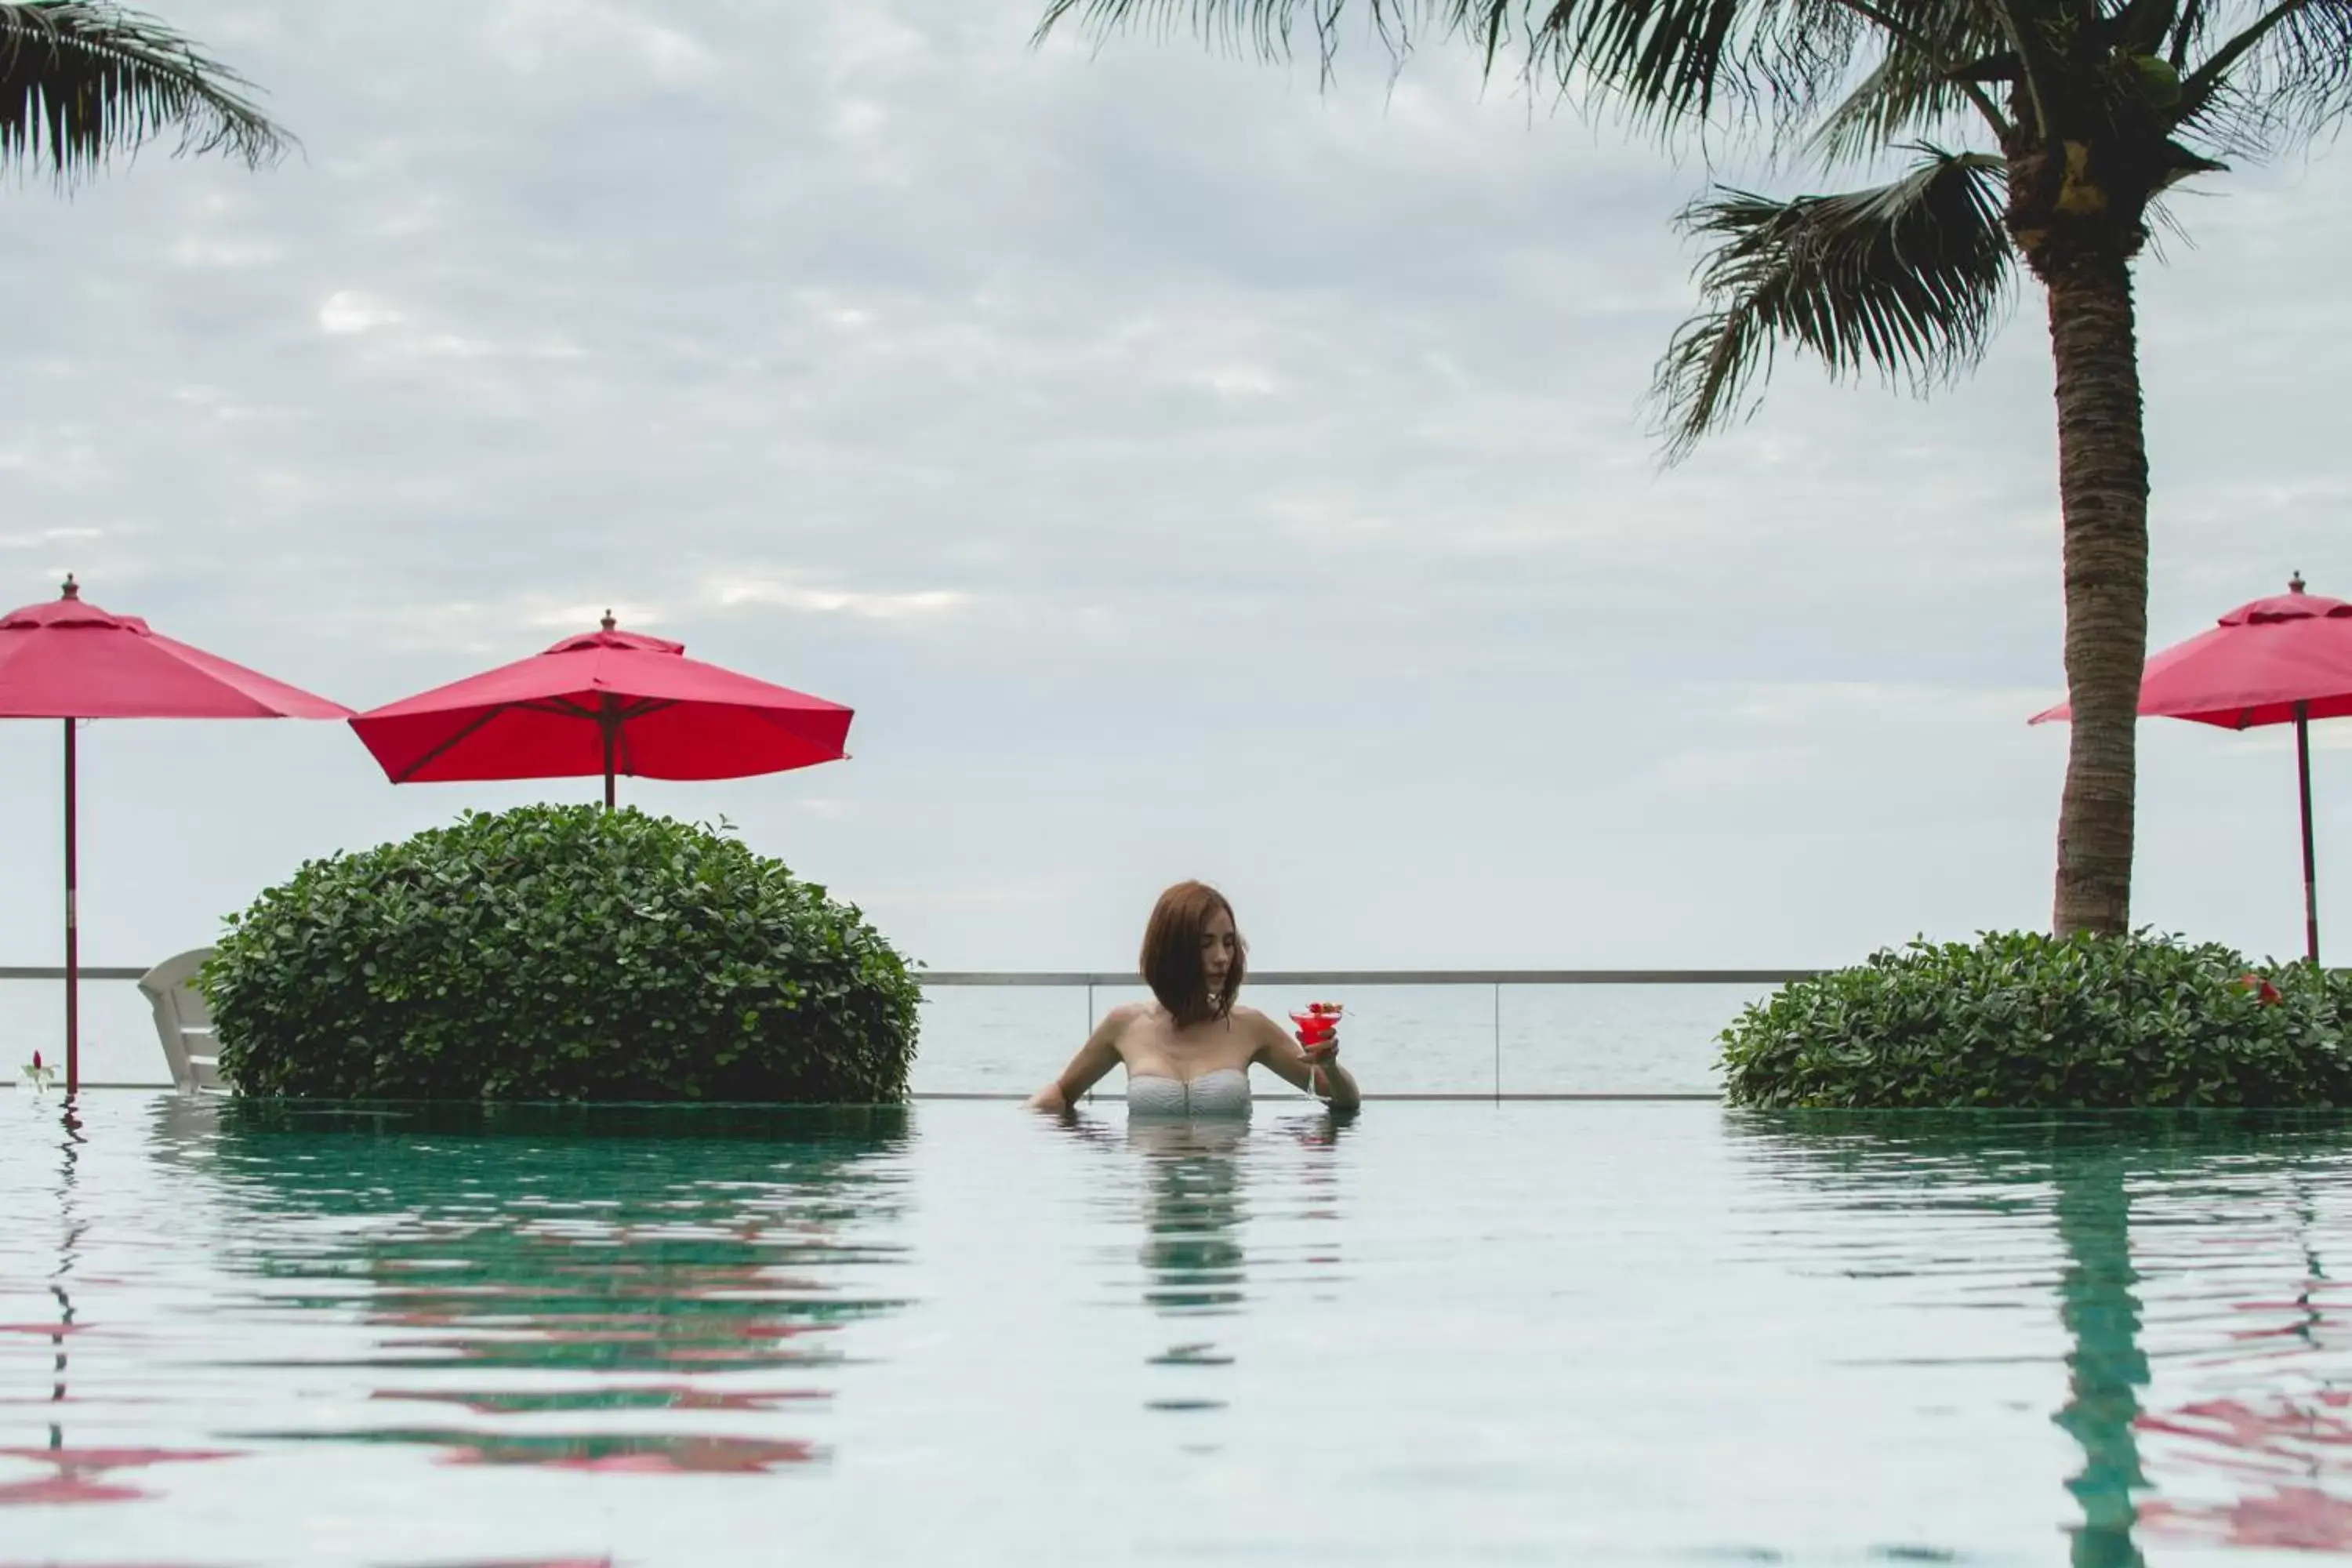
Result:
[1287, 1002, 1343, 1098]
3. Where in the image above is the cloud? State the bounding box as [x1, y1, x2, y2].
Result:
[1195, 365, 1280, 398]
[708, 576, 968, 622]
[1720, 681, 2065, 727]
[0, 526, 103, 550]
[318, 291, 403, 336]
[168, 234, 284, 269]
[484, 0, 720, 89]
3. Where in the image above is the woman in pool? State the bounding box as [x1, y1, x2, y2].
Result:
[1026, 880, 1362, 1116]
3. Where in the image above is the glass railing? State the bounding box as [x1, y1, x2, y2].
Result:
[2, 967, 1817, 1098]
[913, 969, 1812, 1099]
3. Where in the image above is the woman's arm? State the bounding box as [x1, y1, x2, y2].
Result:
[1026, 1004, 1135, 1112]
[1249, 1010, 1361, 1110]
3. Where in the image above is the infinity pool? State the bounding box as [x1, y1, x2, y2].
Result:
[5, 1094, 2352, 1565]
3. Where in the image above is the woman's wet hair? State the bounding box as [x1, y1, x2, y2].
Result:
[1138, 880, 1245, 1028]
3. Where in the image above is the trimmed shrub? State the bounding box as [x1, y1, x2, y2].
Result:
[1718, 931, 2352, 1109]
[204, 805, 920, 1102]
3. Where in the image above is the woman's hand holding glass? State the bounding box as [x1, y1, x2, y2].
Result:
[1288, 1002, 1342, 1096]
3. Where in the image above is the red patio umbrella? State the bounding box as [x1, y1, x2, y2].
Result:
[2032, 574, 2352, 964]
[349, 612, 852, 808]
[0, 577, 354, 1092]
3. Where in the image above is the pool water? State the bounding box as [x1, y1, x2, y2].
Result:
[5, 1094, 2352, 1565]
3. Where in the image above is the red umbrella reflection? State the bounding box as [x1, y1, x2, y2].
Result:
[0, 1445, 239, 1508]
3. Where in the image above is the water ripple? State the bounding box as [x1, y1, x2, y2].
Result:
[16, 1096, 2352, 1562]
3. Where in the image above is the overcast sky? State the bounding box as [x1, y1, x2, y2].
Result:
[2, 0, 2349, 982]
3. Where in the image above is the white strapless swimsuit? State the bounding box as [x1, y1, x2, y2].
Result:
[1126, 1068, 1252, 1118]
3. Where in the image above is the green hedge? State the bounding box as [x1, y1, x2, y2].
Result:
[1719, 931, 2352, 1109]
[204, 805, 920, 1102]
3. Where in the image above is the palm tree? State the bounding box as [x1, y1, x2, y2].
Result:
[2, 1, 288, 182]
[1036, 0, 2350, 937]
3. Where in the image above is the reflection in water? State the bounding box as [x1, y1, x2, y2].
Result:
[36, 1093, 2352, 1559]
[1730, 1112, 2352, 1564]
[2052, 1145, 2147, 1568]
[238, 1425, 822, 1473]
[141, 1098, 911, 1477]
[0, 1098, 247, 1509]
[49, 1098, 80, 1444]
[1051, 1109, 1354, 1428]
[2128, 1145, 2352, 1554]
[0, 1439, 241, 1507]
[1131, 1119, 1250, 1317]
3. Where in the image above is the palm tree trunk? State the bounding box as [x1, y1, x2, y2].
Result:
[2045, 251, 2151, 937]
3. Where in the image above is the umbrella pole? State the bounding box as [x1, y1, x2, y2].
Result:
[2299, 702, 2321, 966]
[63, 718, 78, 1095]
[601, 696, 618, 811]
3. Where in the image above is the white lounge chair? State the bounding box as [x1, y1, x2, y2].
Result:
[140, 948, 224, 1094]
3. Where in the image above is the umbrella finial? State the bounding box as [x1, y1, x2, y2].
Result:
[2292, 572, 2307, 594]
[60, 574, 78, 601]
[601, 608, 617, 632]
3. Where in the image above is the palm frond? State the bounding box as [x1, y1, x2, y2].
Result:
[1506, 0, 2012, 140]
[1652, 146, 2012, 460]
[1035, 0, 1911, 140]
[0, 1, 289, 182]
[1799, 27, 1998, 162]
[2175, 0, 2352, 154]
[1480, 0, 1889, 136]
[1513, 0, 1770, 128]
[1033, 0, 1423, 74]
[2168, 0, 2212, 67]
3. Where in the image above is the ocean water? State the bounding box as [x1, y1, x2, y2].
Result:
[2, 978, 1772, 1096]
[7, 1094, 2352, 1565]
[913, 982, 1768, 1097]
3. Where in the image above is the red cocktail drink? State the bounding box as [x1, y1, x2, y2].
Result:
[1288, 1001, 1342, 1098]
